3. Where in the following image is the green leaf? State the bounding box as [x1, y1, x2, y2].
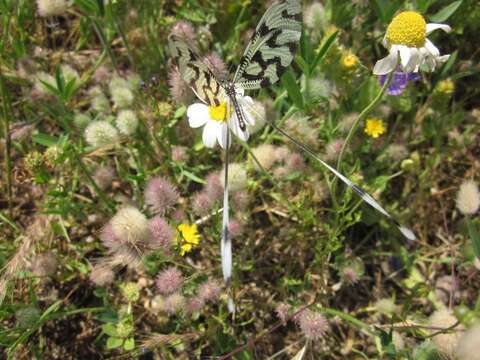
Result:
[102, 323, 118, 337]
[429, 0, 463, 22]
[416, 0, 434, 12]
[295, 56, 309, 75]
[32, 133, 59, 147]
[467, 219, 480, 260]
[64, 78, 78, 101]
[55, 67, 65, 95]
[438, 50, 457, 78]
[106, 337, 123, 349]
[310, 30, 338, 72]
[300, 32, 314, 65]
[181, 169, 207, 184]
[74, 0, 99, 14]
[38, 80, 60, 97]
[39, 300, 62, 321]
[123, 337, 135, 351]
[174, 105, 187, 119]
[370, 0, 401, 23]
[281, 69, 304, 110]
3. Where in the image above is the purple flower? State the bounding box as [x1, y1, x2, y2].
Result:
[379, 68, 421, 96]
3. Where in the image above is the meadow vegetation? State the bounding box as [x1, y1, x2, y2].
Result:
[0, 0, 479, 359]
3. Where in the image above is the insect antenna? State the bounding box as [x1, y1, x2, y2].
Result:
[242, 102, 416, 241]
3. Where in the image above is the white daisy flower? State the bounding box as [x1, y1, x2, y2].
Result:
[186, 89, 255, 149]
[373, 11, 452, 75]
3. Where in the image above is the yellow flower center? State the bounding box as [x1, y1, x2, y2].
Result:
[208, 102, 229, 122]
[386, 11, 426, 48]
[177, 223, 201, 256]
[364, 117, 386, 138]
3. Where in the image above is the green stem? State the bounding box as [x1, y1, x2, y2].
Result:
[319, 306, 375, 335]
[111, 11, 135, 70]
[0, 70, 13, 216]
[91, 17, 118, 73]
[332, 67, 397, 197]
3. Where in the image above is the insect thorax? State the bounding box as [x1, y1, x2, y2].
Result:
[223, 81, 237, 97]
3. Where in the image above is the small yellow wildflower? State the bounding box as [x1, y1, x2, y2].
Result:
[341, 51, 359, 70]
[177, 223, 201, 256]
[435, 79, 455, 95]
[364, 117, 386, 138]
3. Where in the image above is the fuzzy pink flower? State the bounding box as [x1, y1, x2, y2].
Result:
[162, 293, 185, 315]
[275, 303, 290, 324]
[198, 279, 222, 302]
[168, 66, 191, 103]
[90, 264, 114, 286]
[100, 223, 121, 252]
[325, 138, 345, 161]
[192, 191, 214, 216]
[232, 191, 250, 211]
[144, 177, 179, 215]
[286, 152, 306, 172]
[205, 172, 223, 200]
[170, 21, 196, 44]
[296, 309, 329, 340]
[156, 266, 184, 295]
[228, 219, 243, 238]
[93, 65, 110, 84]
[341, 266, 360, 285]
[10, 122, 35, 141]
[186, 297, 205, 314]
[93, 166, 115, 190]
[171, 208, 185, 222]
[148, 216, 174, 251]
[203, 52, 227, 78]
[171, 146, 188, 163]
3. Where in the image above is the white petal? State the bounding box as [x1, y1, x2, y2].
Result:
[405, 48, 421, 72]
[424, 39, 440, 56]
[373, 52, 398, 75]
[217, 123, 229, 149]
[202, 120, 220, 148]
[187, 103, 209, 128]
[437, 54, 450, 63]
[381, 36, 389, 48]
[426, 23, 452, 35]
[398, 45, 412, 68]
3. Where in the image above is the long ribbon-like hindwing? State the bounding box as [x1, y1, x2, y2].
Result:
[241, 101, 416, 241]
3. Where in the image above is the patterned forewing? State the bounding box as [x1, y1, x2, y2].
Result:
[233, 0, 302, 90]
[168, 35, 225, 106]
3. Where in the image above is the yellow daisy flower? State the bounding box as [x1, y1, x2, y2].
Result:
[177, 223, 201, 256]
[364, 117, 386, 138]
